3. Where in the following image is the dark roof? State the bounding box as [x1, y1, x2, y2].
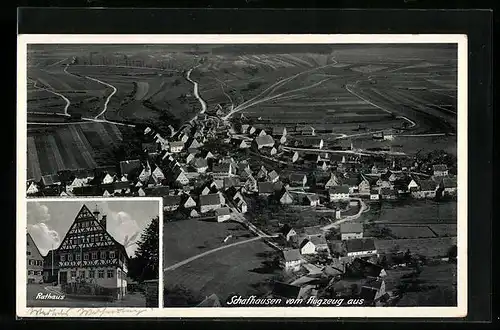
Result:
[258, 182, 275, 194]
[329, 185, 349, 194]
[170, 141, 184, 148]
[359, 286, 378, 301]
[304, 227, 322, 237]
[310, 235, 328, 246]
[289, 173, 306, 182]
[380, 187, 396, 195]
[340, 223, 363, 234]
[272, 282, 301, 299]
[281, 224, 295, 236]
[433, 164, 448, 171]
[163, 195, 181, 206]
[41, 174, 60, 186]
[419, 180, 437, 191]
[142, 142, 159, 153]
[351, 258, 385, 278]
[345, 238, 377, 253]
[272, 126, 286, 135]
[120, 160, 141, 175]
[223, 177, 241, 189]
[145, 186, 170, 196]
[113, 181, 131, 190]
[193, 158, 208, 168]
[215, 207, 231, 216]
[442, 177, 457, 188]
[213, 163, 231, 173]
[283, 249, 301, 261]
[306, 194, 320, 202]
[199, 193, 221, 206]
[343, 176, 360, 187]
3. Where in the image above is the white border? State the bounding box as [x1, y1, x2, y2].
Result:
[17, 34, 467, 318]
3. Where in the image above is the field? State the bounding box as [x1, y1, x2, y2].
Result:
[382, 225, 437, 239]
[361, 200, 457, 225]
[164, 239, 278, 306]
[375, 237, 457, 257]
[163, 219, 256, 267]
[26, 122, 127, 180]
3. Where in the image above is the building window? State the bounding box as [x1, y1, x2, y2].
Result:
[107, 270, 114, 278]
[98, 270, 104, 278]
[79, 271, 85, 278]
[100, 251, 106, 259]
[83, 253, 89, 260]
[89, 270, 95, 278]
[92, 251, 97, 260]
[60, 254, 65, 262]
[68, 254, 73, 261]
[71, 271, 77, 278]
[75, 254, 81, 261]
[109, 251, 115, 259]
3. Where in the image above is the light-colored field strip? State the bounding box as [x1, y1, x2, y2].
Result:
[27, 136, 42, 181]
[281, 54, 314, 67]
[68, 125, 97, 168]
[345, 82, 393, 115]
[46, 135, 66, 171]
[134, 81, 150, 100]
[30, 80, 71, 116]
[69, 64, 179, 72]
[429, 89, 457, 99]
[92, 122, 115, 146]
[108, 123, 123, 140]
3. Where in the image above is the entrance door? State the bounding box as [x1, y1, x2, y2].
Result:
[59, 271, 67, 284]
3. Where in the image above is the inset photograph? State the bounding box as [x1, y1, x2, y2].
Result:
[26, 198, 161, 307]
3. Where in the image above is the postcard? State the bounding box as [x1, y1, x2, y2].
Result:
[17, 34, 467, 318]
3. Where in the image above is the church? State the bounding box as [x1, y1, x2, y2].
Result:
[56, 204, 129, 299]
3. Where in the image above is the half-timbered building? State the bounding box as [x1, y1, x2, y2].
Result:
[56, 204, 129, 299]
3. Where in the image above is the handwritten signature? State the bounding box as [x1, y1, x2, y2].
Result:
[27, 307, 151, 317]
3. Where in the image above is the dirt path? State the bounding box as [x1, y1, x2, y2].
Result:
[84, 76, 117, 119]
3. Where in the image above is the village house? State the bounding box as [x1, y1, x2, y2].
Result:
[281, 225, 297, 242]
[192, 158, 209, 173]
[433, 164, 449, 177]
[288, 173, 307, 187]
[119, 159, 141, 178]
[380, 187, 397, 200]
[258, 182, 276, 196]
[163, 195, 182, 212]
[345, 238, 378, 258]
[267, 170, 280, 183]
[169, 168, 190, 186]
[310, 236, 330, 253]
[186, 138, 202, 150]
[170, 141, 184, 153]
[303, 226, 323, 239]
[304, 194, 321, 207]
[253, 135, 275, 149]
[223, 177, 241, 190]
[244, 175, 258, 193]
[325, 173, 341, 189]
[329, 185, 350, 202]
[272, 126, 287, 137]
[235, 196, 248, 213]
[215, 207, 231, 222]
[292, 151, 300, 163]
[411, 180, 438, 199]
[238, 140, 251, 149]
[40, 174, 61, 188]
[358, 175, 372, 195]
[299, 239, 316, 255]
[303, 137, 324, 149]
[42, 249, 59, 283]
[26, 181, 39, 195]
[370, 189, 380, 200]
[212, 162, 236, 178]
[199, 193, 222, 213]
[55, 205, 129, 299]
[279, 190, 294, 205]
[181, 195, 197, 209]
[349, 258, 387, 279]
[151, 166, 165, 181]
[26, 233, 44, 284]
[257, 166, 269, 180]
[359, 279, 386, 306]
[343, 177, 360, 194]
[407, 177, 419, 191]
[142, 142, 160, 156]
[340, 223, 364, 241]
[440, 177, 457, 196]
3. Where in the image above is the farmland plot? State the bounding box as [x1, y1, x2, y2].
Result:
[164, 240, 277, 305]
[375, 237, 457, 257]
[383, 225, 437, 239]
[428, 224, 457, 237]
[163, 219, 254, 267]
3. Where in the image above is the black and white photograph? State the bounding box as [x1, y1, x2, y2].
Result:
[25, 199, 161, 307]
[17, 34, 467, 318]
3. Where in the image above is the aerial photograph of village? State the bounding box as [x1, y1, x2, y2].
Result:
[26, 199, 160, 307]
[25, 43, 458, 307]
